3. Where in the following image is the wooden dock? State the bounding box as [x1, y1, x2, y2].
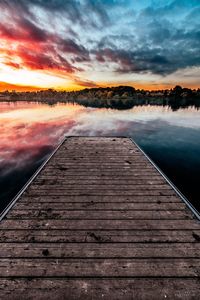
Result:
[0, 137, 200, 299]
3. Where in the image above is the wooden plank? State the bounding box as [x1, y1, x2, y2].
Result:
[0, 243, 199, 258]
[0, 258, 200, 277]
[14, 202, 186, 210]
[46, 166, 155, 170]
[0, 279, 199, 300]
[28, 184, 172, 190]
[19, 195, 181, 203]
[1, 229, 200, 243]
[7, 209, 192, 220]
[51, 157, 146, 161]
[44, 166, 156, 170]
[34, 179, 166, 184]
[24, 190, 177, 196]
[40, 171, 160, 176]
[47, 163, 154, 167]
[49, 158, 151, 162]
[37, 175, 164, 180]
[1, 219, 199, 230]
[45, 172, 158, 176]
[54, 152, 143, 155]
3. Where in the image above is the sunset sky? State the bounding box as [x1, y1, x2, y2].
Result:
[0, 0, 199, 91]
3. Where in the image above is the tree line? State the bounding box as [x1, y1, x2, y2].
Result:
[0, 85, 199, 110]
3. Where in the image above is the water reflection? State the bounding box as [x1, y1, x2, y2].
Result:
[0, 101, 200, 212]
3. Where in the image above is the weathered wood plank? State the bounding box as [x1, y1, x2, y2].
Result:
[37, 175, 164, 180]
[7, 209, 192, 220]
[29, 184, 172, 190]
[47, 163, 154, 168]
[1, 229, 200, 243]
[49, 158, 151, 162]
[1, 219, 199, 230]
[0, 279, 199, 300]
[54, 151, 143, 155]
[53, 156, 146, 160]
[19, 195, 181, 203]
[14, 202, 186, 210]
[51, 157, 146, 161]
[40, 171, 160, 176]
[34, 179, 166, 185]
[25, 190, 177, 196]
[0, 258, 200, 277]
[0, 243, 199, 258]
[46, 166, 155, 170]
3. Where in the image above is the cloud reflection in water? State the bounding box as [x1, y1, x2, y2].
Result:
[0, 101, 200, 212]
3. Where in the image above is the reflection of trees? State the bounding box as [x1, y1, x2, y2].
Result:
[71, 97, 200, 111]
[0, 85, 200, 110]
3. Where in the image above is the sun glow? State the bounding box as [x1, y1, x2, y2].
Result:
[0, 62, 71, 89]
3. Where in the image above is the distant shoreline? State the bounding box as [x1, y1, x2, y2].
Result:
[0, 85, 199, 110]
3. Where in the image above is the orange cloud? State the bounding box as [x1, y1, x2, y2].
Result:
[0, 82, 46, 92]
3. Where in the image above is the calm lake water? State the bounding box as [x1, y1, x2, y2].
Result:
[0, 101, 200, 213]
